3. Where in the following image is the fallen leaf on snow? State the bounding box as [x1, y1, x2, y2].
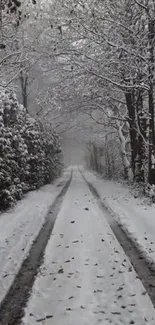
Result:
[36, 317, 46, 322]
[46, 315, 53, 319]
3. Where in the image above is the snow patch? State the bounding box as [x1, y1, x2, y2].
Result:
[0, 170, 70, 305]
[22, 170, 155, 325]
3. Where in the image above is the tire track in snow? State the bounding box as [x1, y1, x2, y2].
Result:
[0, 172, 72, 325]
[81, 171, 155, 308]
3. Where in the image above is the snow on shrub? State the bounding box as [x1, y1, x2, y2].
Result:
[145, 184, 155, 202]
[0, 87, 62, 210]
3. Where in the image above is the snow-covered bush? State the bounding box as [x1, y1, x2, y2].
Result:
[0, 87, 62, 210]
[145, 184, 155, 202]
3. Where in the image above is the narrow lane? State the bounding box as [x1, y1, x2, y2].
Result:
[82, 170, 155, 307]
[0, 175, 72, 325]
[22, 170, 155, 325]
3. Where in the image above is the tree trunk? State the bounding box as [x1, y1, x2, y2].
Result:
[134, 90, 146, 182]
[148, 18, 155, 184]
[20, 71, 28, 112]
[117, 122, 133, 182]
[125, 91, 137, 176]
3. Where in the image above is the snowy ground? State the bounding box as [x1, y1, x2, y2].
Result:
[0, 169, 71, 305]
[83, 170, 155, 266]
[22, 169, 155, 325]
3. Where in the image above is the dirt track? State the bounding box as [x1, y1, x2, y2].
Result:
[82, 172, 155, 308]
[1, 170, 155, 324]
[0, 175, 72, 325]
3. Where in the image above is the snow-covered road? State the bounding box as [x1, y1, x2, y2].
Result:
[22, 169, 155, 325]
[83, 170, 155, 267]
[0, 169, 71, 306]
